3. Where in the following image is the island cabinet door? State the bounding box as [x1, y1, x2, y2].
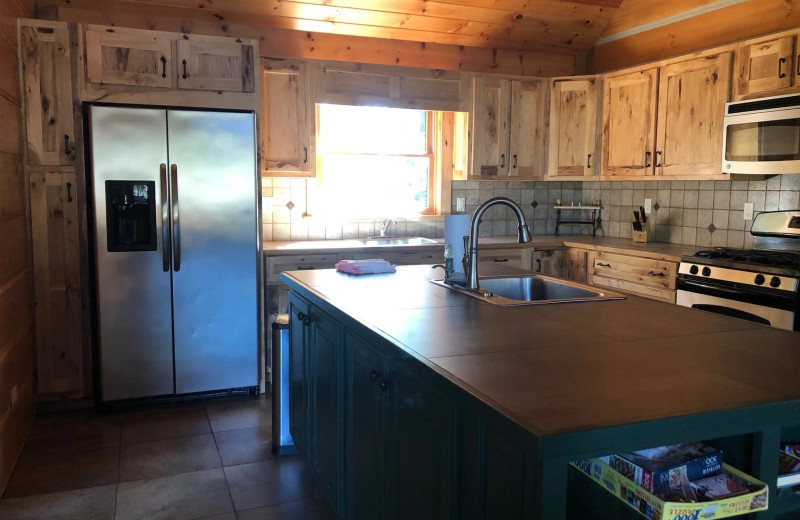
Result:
[344, 332, 389, 520]
[387, 364, 456, 520]
[288, 294, 310, 456]
[308, 305, 344, 514]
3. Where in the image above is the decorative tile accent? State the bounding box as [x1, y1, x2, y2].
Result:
[707, 223, 716, 233]
[285, 201, 295, 210]
[530, 201, 538, 209]
[652, 202, 660, 211]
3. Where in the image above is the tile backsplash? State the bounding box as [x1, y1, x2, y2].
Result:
[261, 175, 800, 249]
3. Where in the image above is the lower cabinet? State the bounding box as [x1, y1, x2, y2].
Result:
[531, 248, 563, 277]
[562, 248, 588, 283]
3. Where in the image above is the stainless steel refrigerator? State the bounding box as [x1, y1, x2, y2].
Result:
[88, 105, 259, 401]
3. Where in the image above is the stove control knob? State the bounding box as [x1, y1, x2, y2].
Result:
[702, 267, 711, 277]
[754, 274, 765, 285]
[689, 265, 699, 275]
[770, 276, 781, 288]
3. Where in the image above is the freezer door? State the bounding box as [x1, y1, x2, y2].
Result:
[167, 110, 258, 393]
[90, 106, 175, 401]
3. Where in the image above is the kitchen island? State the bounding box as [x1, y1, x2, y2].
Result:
[282, 265, 800, 520]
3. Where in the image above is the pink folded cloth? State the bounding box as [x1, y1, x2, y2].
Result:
[335, 259, 396, 275]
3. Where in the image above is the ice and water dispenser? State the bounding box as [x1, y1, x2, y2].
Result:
[105, 180, 157, 252]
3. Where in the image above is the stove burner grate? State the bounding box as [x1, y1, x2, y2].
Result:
[692, 248, 800, 270]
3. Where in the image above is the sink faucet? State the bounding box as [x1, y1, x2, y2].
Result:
[466, 197, 532, 291]
[379, 217, 396, 237]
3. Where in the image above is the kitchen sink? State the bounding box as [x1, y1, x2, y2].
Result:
[432, 274, 625, 306]
[359, 237, 437, 246]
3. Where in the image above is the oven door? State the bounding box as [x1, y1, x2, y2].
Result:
[676, 279, 796, 331]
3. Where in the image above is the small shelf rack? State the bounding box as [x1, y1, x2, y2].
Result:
[554, 205, 601, 236]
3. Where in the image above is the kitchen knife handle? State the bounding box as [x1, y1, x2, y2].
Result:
[779, 57, 787, 78]
[160, 164, 170, 272]
[171, 164, 181, 272]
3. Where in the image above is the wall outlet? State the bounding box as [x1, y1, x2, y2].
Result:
[743, 202, 754, 221]
[262, 197, 274, 213]
[456, 197, 466, 212]
[644, 198, 652, 214]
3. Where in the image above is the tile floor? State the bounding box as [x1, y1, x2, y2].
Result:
[0, 394, 337, 520]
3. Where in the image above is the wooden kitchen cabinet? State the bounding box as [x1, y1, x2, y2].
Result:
[260, 58, 315, 176]
[471, 76, 545, 180]
[547, 77, 600, 179]
[601, 53, 731, 179]
[19, 20, 75, 166]
[562, 248, 588, 283]
[176, 38, 255, 92]
[28, 171, 88, 398]
[85, 25, 173, 88]
[477, 247, 532, 271]
[531, 248, 563, 278]
[289, 293, 311, 456]
[587, 250, 677, 303]
[734, 34, 796, 100]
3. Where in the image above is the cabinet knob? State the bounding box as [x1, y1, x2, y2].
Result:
[370, 369, 380, 383]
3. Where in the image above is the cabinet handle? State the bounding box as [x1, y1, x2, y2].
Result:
[656, 151, 662, 168]
[370, 369, 380, 383]
[297, 311, 311, 325]
[645, 151, 651, 168]
[160, 55, 167, 78]
[597, 262, 611, 267]
[536, 258, 541, 272]
[796, 55, 800, 76]
[647, 271, 666, 277]
[512, 154, 518, 169]
[379, 379, 388, 392]
[297, 266, 315, 270]
[587, 154, 592, 169]
[66, 182, 73, 202]
[64, 135, 71, 156]
[493, 258, 509, 263]
[779, 57, 787, 79]
[303, 146, 308, 164]
[500, 153, 505, 168]
[182, 59, 188, 79]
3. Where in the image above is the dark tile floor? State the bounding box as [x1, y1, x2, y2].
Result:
[0, 394, 337, 520]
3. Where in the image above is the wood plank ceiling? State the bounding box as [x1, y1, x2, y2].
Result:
[42, 0, 625, 55]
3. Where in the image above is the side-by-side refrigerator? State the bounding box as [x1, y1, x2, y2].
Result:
[88, 105, 259, 401]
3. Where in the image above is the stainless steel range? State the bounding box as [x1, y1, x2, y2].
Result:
[677, 210, 800, 332]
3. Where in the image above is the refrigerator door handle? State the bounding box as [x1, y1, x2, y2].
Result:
[170, 163, 181, 272]
[160, 163, 171, 272]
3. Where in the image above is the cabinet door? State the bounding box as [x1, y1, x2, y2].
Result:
[288, 294, 310, 455]
[261, 58, 315, 175]
[532, 249, 563, 278]
[734, 35, 794, 99]
[19, 22, 75, 166]
[508, 79, 545, 179]
[309, 306, 343, 513]
[389, 366, 455, 520]
[563, 248, 587, 283]
[656, 53, 731, 177]
[548, 78, 599, 179]
[85, 26, 173, 88]
[176, 39, 255, 92]
[345, 332, 389, 520]
[472, 76, 510, 179]
[602, 69, 658, 177]
[29, 171, 86, 398]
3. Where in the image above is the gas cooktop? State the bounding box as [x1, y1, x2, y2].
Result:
[690, 248, 800, 271]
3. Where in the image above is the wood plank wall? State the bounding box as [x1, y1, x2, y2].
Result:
[590, 0, 800, 72]
[0, 0, 35, 496]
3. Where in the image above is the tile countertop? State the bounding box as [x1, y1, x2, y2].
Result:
[264, 235, 700, 262]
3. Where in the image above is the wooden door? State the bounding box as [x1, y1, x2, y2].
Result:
[508, 79, 545, 179]
[547, 78, 599, 179]
[471, 76, 510, 179]
[29, 171, 86, 398]
[260, 58, 314, 175]
[601, 69, 658, 178]
[19, 22, 75, 166]
[656, 53, 731, 177]
[734, 35, 794, 99]
[288, 293, 310, 455]
[345, 332, 389, 520]
[85, 26, 173, 88]
[532, 249, 563, 278]
[176, 39, 255, 92]
[563, 248, 587, 283]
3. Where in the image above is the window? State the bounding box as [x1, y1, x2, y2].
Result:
[315, 104, 436, 218]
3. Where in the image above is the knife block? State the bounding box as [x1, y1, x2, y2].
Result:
[632, 223, 649, 243]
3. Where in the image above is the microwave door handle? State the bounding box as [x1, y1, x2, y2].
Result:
[160, 163, 170, 272]
[170, 164, 181, 272]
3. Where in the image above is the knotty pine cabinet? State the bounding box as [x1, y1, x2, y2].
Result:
[587, 250, 677, 303]
[733, 33, 798, 100]
[601, 53, 731, 179]
[546, 77, 600, 180]
[19, 20, 75, 166]
[471, 76, 546, 180]
[562, 248, 588, 283]
[260, 58, 315, 176]
[531, 248, 563, 278]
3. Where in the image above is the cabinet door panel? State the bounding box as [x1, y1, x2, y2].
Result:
[20, 23, 75, 166]
[472, 76, 510, 178]
[509, 79, 545, 179]
[85, 27, 173, 88]
[602, 69, 657, 177]
[261, 58, 314, 175]
[288, 295, 309, 454]
[548, 79, 598, 178]
[656, 53, 731, 177]
[735, 36, 794, 98]
[176, 39, 255, 92]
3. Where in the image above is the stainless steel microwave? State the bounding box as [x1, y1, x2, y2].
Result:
[722, 94, 800, 174]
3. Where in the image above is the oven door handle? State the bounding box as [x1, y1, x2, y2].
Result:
[679, 280, 749, 297]
[689, 304, 772, 326]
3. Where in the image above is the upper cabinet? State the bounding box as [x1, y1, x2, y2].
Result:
[19, 21, 75, 166]
[546, 77, 600, 180]
[84, 25, 256, 93]
[471, 76, 545, 180]
[260, 58, 315, 176]
[734, 34, 797, 100]
[601, 53, 731, 179]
